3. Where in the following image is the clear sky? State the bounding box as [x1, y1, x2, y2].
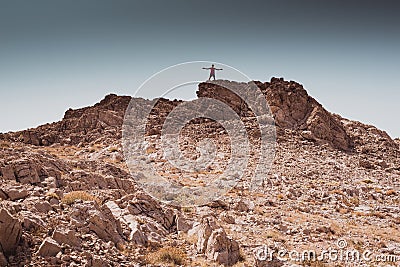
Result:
[0, 0, 399, 137]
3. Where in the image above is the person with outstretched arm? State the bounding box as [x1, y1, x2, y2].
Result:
[202, 64, 223, 80]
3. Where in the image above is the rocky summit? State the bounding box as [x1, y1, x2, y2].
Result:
[0, 78, 399, 266]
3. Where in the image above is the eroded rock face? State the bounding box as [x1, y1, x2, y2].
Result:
[0, 154, 66, 186]
[0, 208, 22, 256]
[197, 78, 354, 150]
[71, 201, 125, 245]
[7, 159, 40, 184]
[6, 94, 132, 146]
[127, 192, 176, 231]
[1, 80, 397, 154]
[343, 119, 398, 152]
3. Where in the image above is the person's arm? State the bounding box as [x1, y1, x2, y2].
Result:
[216, 68, 223, 70]
[202, 67, 210, 70]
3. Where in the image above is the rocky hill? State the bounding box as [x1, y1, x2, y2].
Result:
[0, 78, 399, 266]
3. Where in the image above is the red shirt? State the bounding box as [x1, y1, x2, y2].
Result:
[210, 67, 216, 75]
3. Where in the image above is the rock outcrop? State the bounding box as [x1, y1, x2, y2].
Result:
[4, 94, 131, 146]
[197, 78, 355, 150]
[2, 78, 395, 153]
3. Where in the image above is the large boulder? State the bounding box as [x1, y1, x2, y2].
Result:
[104, 198, 174, 247]
[0, 209, 22, 256]
[88, 205, 125, 245]
[52, 228, 81, 248]
[37, 237, 61, 257]
[189, 217, 240, 266]
[1, 186, 29, 201]
[12, 159, 41, 184]
[21, 211, 46, 231]
[127, 192, 175, 231]
[206, 228, 240, 266]
[70, 201, 125, 246]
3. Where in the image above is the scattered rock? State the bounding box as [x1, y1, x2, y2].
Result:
[315, 225, 335, 235]
[90, 255, 109, 267]
[359, 158, 374, 169]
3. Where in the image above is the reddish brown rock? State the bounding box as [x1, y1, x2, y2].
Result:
[0, 209, 22, 256]
[37, 237, 61, 257]
[196, 78, 354, 151]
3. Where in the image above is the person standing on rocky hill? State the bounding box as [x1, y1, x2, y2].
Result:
[202, 64, 223, 80]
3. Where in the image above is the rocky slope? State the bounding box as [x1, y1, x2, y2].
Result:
[0, 78, 399, 266]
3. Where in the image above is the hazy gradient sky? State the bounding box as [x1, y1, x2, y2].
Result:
[0, 0, 399, 137]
